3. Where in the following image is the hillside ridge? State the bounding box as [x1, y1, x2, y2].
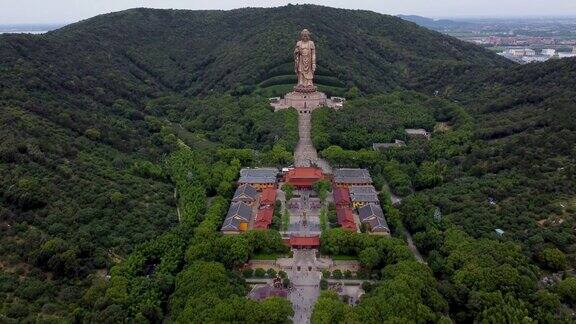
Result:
[1, 5, 511, 97]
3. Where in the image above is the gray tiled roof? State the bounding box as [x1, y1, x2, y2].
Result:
[232, 184, 258, 201]
[367, 216, 389, 232]
[221, 216, 242, 231]
[333, 168, 372, 184]
[350, 194, 379, 203]
[358, 203, 384, 222]
[349, 185, 377, 195]
[358, 203, 389, 232]
[226, 202, 252, 221]
[238, 168, 278, 184]
[349, 185, 379, 203]
[348, 186, 376, 195]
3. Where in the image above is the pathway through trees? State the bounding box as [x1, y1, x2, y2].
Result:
[294, 111, 332, 174]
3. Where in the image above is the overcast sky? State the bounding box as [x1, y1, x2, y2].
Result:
[2, 0, 576, 24]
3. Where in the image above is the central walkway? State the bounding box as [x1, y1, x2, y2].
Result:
[288, 110, 326, 323]
[294, 111, 318, 167]
[287, 190, 321, 236]
[288, 249, 321, 324]
[294, 110, 332, 174]
[279, 105, 342, 323]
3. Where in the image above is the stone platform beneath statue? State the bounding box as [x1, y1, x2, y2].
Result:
[269, 91, 345, 112]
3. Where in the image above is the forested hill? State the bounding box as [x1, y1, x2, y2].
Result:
[1, 5, 510, 96]
[3, 4, 576, 322]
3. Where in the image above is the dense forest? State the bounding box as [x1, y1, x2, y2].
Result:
[310, 57, 576, 321]
[0, 4, 575, 323]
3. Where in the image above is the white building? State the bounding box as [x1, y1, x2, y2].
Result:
[505, 49, 526, 57]
[522, 56, 550, 63]
[504, 48, 535, 57]
[558, 52, 576, 59]
[541, 49, 556, 57]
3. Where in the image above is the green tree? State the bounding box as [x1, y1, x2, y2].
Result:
[217, 235, 251, 268]
[538, 247, 567, 271]
[359, 247, 380, 270]
[313, 179, 331, 203]
[332, 270, 343, 279]
[282, 183, 295, 201]
[311, 291, 353, 323]
[345, 86, 360, 99]
[556, 277, 576, 305]
[248, 297, 294, 323]
[254, 268, 266, 278]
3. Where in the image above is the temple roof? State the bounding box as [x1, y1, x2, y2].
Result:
[239, 168, 278, 184]
[226, 202, 252, 221]
[289, 236, 320, 247]
[358, 203, 384, 222]
[232, 184, 258, 201]
[260, 188, 277, 205]
[333, 187, 351, 205]
[333, 168, 372, 184]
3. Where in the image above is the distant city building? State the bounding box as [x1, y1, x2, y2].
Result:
[499, 48, 557, 64]
[558, 52, 576, 59]
[522, 56, 550, 63]
[505, 48, 528, 57]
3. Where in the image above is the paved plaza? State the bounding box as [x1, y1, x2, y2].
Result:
[288, 249, 322, 324]
[287, 191, 321, 235]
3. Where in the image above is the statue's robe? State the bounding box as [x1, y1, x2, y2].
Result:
[294, 40, 316, 87]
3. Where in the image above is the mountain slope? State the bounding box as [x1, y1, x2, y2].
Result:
[2, 4, 573, 322]
[1, 5, 511, 97]
[398, 15, 473, 30]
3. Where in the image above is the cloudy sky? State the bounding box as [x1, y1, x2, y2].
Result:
[2, 0, 576, 24]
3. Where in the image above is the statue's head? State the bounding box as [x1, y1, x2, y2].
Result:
[299, 29, 311, 41]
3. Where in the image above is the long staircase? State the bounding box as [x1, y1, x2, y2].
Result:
[294, 111, 332, 174]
